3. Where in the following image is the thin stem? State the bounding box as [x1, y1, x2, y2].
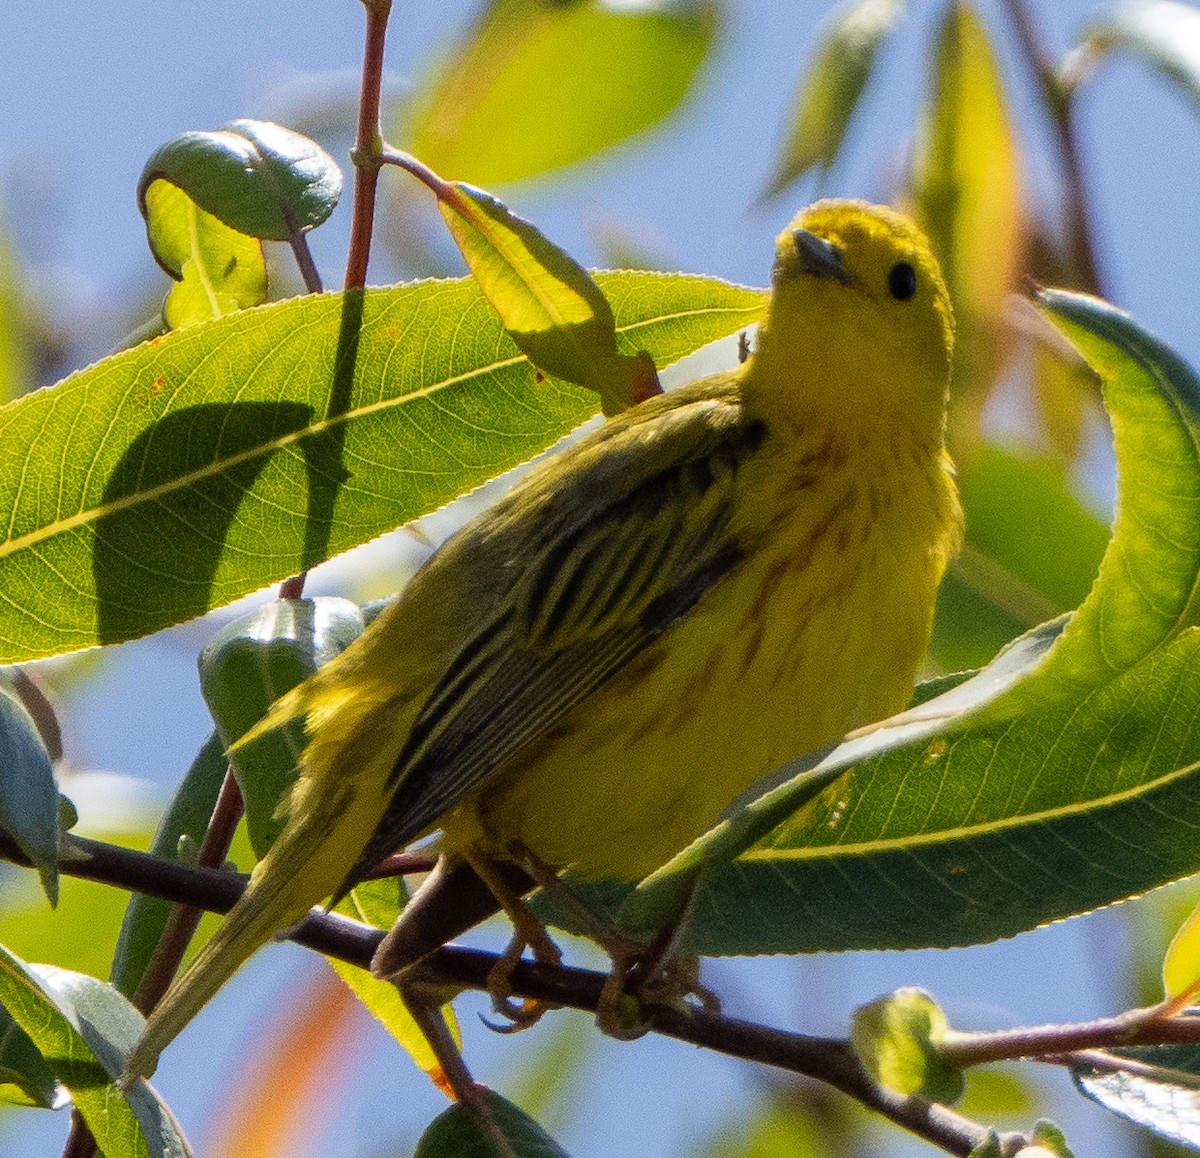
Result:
[998, 0, 1100, 293]
[277, 573, 307, 601]
[940, 1006, 1200, 1068]
[130, 768, 246, 1015]
[287, 228, 323, 295]
[344, 0, 392, 290]
[60, 1113, 96, 1158]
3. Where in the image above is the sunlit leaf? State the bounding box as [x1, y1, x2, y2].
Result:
[0, 272, 766, 663]
[1073, 1041, 1200, 1148]
[0, 1005, 60, 1108]
[327, 877, 461, 1083]
[850, 988, 963, 1103]
[142, 180, 267, 329]
[912, 1, 1022, 447]
[0, 947, 192, 1157]
[432, 179, 660, 413]
[1164, 895, 1200, 999]
[759, 0, 903, 200]
[138, 120, 342, 242]
[1026, 1119, 1074, 1157]
[405, 0, 716, 185]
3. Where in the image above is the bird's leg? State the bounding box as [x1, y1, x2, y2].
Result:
[465, 850, 563, 1030]
[509, 843, 720, 1041]
[398, 982, 520, 1158]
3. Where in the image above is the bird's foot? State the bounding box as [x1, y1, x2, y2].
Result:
[478, 879, 564, 1032]
[596, 945, 720, 1040]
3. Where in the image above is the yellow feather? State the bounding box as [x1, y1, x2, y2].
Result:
[123, 199, 962, 1083]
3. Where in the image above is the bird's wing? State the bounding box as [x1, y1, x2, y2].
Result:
[335, 385, 767, 894]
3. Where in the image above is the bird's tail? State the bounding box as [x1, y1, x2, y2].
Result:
[120, 845, 318, 1086]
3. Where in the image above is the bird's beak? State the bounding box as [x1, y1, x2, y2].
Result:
[792, 229, 854, 285]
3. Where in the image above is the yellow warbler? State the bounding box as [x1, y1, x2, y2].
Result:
[123, 200, 961, 1082]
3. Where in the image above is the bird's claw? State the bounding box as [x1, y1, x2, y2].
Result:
[480, 924, 562, 1033]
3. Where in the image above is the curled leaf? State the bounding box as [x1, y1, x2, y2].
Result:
[850, 987, 964, 1104]
[138, 119, 342, 243]
[199, 597, 364, 857]
[1079, 0, 1200, 110]
[142, 179, 266, 328]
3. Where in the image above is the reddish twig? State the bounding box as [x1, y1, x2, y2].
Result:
[130, 767, 246, 1015]
[343, 0, 392, 290]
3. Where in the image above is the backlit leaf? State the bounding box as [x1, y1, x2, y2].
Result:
[405, 0, 716, 185]
[0, 272, 766, 663]
[912, 2, 1022, 446]
[142, 180, 267, 329]
[434, 181, 659, 413]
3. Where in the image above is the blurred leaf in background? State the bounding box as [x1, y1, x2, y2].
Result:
[404, 0, 718, 187]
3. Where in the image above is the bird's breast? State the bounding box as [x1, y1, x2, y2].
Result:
[448, 436, 958, 881]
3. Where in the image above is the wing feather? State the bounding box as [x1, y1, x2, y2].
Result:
[334, 384, 767, 896]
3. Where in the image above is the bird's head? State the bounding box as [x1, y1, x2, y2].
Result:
[756, 199, 955, 444]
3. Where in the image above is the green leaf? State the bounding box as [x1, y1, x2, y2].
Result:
[142, 179, 267, 329]
[759, 0, 903, 200]
[327, 877, 461, 1079]
[1072, 1040, 1200, 1148]
[0, 1005, 61, 1107]
[1079, 0, 1200, 110]
[912, 1, 1022, 441]
[109, 732, 229, 999]
[967, 1131, 1004, 1158]
[434, 180, 659, 414]
[0, 220, 30, 401]
[0, 685, 58, 904]
[623, 290, 1200, 953]
[850, 988, 963, 1103]
[414, 1089, 572, 1158]
[932, 443, 1110, 670]
[405, 0, 716, 186]
[138, 119, 342, 242]
[1027, 1120, 1074, 1158]
[199, 597, 363, 857]
[0, 272, 766, 663]
[0, 946, 192, 1157]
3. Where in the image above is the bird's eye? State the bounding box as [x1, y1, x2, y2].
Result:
[887, 261, 917, 301]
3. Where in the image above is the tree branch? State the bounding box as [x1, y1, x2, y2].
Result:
[8, 830, 1005, 1155]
